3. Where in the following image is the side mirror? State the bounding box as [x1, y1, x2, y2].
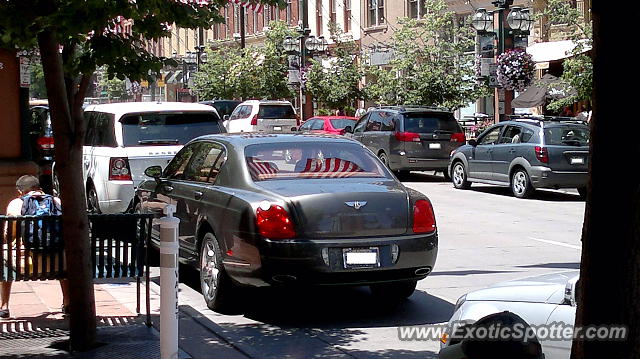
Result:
[291, 126, 299, 132]
[468, 139, 478, 147]
[564, 276, 579, 307]
[223, 115, 230, 122]
[343, 125, 353, 134]
[144, 165, 162, 179]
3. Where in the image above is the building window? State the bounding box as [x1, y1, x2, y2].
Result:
[252, 11, 258, 34]
[316, 0, 323, 35]
[234, 4, 240, 34]
[408, 0, 424, 19]
[223, 5, 229, 38]
[368, 0, 384, 27]
[330, 0, 336, 24]
[264, 6, 270, 27]
[286, 0, 293, 24]
[344, 0, 351, 32]
[270, 5, 277, 21]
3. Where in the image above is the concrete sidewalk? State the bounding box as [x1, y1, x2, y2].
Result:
[0, 279, 248, 358]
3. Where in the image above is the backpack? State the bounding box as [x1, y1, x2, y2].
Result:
[20, 193, 62, 250]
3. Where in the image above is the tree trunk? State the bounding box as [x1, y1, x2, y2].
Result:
[571, 4, 640, 359]
[37, 30, 97, 351]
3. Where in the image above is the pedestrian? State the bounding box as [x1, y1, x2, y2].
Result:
[1, 175, 69, 319]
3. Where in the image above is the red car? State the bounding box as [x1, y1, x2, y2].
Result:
[297, 116, 358, 135]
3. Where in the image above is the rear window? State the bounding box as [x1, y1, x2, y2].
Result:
[330, 118, 357, 129]
[544, 125, 590, 146]
[403, 113, 461, 133]
[258, 105, 296, 119]
[245, 142, 390, 181]
[120, 112, 222, 147]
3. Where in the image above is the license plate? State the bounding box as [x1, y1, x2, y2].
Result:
[273, 126, 282, 131]
[570, 157, 584, 164]
[343, 247, 380, 268]
[428, 143, 442, 149]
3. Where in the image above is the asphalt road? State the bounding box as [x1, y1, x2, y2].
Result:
[171, 172, 585, 359]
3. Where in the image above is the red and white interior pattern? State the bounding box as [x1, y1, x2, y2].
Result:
[247, 158, 279, 180]
[299, 158, 363, 179]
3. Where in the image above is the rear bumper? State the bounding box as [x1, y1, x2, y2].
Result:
[242, 232, 438, 286]
[390, 154, 450, 171]
[529, 166, 588, 188]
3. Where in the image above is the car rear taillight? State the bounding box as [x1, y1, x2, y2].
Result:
[535, 146, 549, 164]
[450, 132, 466, 143]
[250, 114, 258, 126]
[37, 136, 54, 150]
[395, 132, 421, 142]
[109, 157, 132, 181]
[256, 203, 296, 239]
[413, 199, 436, 234]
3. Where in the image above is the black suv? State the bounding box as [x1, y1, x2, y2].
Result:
[349, 106, 466, 176]
[199, 100, 241, 119]
[448, 116, 589, 198]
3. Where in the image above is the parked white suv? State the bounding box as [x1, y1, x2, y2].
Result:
[79, 102, 224, 213]
[223, 100, 298, 133]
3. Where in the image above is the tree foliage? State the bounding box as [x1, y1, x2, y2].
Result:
[363, 0, 484, 109]
[538, 0, 592, 112]
[305, 22, 363, 111]
[193, 20, 294, 101]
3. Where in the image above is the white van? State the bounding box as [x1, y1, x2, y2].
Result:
[224, 100, 298, 133]
[79, 102, 224, 213]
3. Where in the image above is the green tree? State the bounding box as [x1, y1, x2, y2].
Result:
[0, 0, 280, 350]
[538, 0, 592, 112]
[29, 59, 47, 99]
[193, 47, 243, 100]
[305, 22, 362, 111]
[100, 76, 131, 101]
[363, 0, 483, 109]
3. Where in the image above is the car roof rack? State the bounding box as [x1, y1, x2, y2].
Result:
[375, 105, 451, 112]
[507, 114, 588, 125]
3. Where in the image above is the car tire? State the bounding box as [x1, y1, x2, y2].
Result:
[86, 184, 101, 213]
[577, 187, 587, 200]
[52, 171, 60, 197]
[370, 280, 417, 301]
[511, 169, 534, 199]
[442, 169, 451, 181]
[200, 232, 237, 313]
[452, 162, 471, 190]
[378, 152, 391, 170]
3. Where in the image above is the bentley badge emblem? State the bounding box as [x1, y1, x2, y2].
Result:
[345, 201, 367, 210]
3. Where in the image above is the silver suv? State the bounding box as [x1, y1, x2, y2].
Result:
[349, 106, 466, 176]
[448, 117, 589, 198]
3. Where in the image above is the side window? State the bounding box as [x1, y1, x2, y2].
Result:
[207, 144, 226, 184]
[84, 111, 96, 146]
[94, 113, 117, 147]
[230, 105, 248, 120]
[478, 126, 503, 145]
[354, 115, 368, 134]
[379, 112, 395, 131]
[499, 125, 523, 144]
[183, 142, 224, 182]
[164, 143, 197, 180]
[241, 105, 253, 119]
[299, 119, 315, 131]
[311, 119, 324, 130]
[365, 112, 382, 131]
[520, 128, 534, 143]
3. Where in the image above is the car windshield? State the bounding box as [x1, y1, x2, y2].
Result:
[330, 119, 357, 129]
[258, 105, 296, 119]
[121, 112, 222, 146]
[403, 113, 461, 133]
[244, 142, 390, 181]
[544, 125, 590, 146]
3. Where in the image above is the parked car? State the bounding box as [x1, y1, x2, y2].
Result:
[224, 100, 298, 133]
[136, 133, 439, 312]
[297, 116, 358, 135]
[441, 271, 579, 359]
[349, 106, 466, 177]
[448, 117, 589, 198]
[28, 100, 54, 193]
[199, 100, 241, 119]
[78, 102, 225, 214]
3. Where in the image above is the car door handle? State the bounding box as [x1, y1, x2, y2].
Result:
[161, 185, 174, 193]
[509, 148, 516, 153]
[194, 191, 203, 200]
[84, 159, 90, 168]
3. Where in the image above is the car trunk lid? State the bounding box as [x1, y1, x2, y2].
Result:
[256, 179, 410, 238]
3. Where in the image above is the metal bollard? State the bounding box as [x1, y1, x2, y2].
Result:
[159, 204, 180, 359]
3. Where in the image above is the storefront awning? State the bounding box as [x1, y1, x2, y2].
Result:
[526, 40, 591, 63]
[512, 74, 575, 108]
[165, 70, 184, 84]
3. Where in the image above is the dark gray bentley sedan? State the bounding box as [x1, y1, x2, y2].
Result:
[136, 133, 438, 311]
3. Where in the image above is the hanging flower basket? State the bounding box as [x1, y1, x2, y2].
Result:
[496, 49, 535, 91]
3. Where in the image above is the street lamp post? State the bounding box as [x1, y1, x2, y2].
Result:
[283, 31, 328, 120]
[472, 1, 534, 122]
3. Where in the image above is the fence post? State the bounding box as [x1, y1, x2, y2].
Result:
[159, 205, 180, 359]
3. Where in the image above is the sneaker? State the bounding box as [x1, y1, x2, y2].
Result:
[0, 309, 9, 319]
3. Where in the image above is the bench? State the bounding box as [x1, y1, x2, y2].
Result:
[1, 213, 153, 326]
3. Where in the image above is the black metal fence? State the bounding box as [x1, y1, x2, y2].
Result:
[1, 213, 153, 325]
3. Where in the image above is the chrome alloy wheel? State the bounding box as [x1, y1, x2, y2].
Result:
[453, 164, 465, 187]
[200, 238, 220, 302]
[512, 171, 527, 196]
